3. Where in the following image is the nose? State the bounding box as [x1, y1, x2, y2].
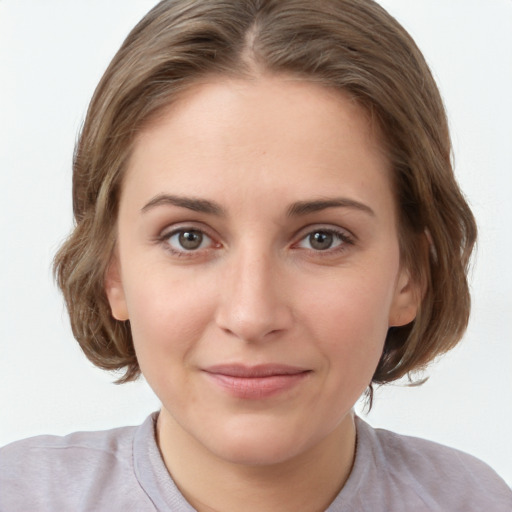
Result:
[215, 247, 293, 343]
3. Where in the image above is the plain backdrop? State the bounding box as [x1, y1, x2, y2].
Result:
[1, 0, 511, 486]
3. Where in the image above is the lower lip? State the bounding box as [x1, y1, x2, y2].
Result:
[203, 372, 310, 399]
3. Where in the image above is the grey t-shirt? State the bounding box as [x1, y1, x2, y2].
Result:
[0, 412, 510, 511]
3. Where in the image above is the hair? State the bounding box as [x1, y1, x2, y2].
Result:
[54, 0, 477, 385]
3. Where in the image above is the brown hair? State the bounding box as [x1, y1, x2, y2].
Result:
[54, 0, 477, 384]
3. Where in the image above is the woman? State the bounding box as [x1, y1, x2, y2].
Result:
[1, 1, 510, 510]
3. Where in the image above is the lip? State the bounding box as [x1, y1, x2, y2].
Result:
[202, 364, 311, 400]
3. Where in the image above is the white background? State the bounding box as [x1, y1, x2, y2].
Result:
[1, 0, 511, 486]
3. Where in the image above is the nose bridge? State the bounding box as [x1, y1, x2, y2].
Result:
[216, 239, 291, 342]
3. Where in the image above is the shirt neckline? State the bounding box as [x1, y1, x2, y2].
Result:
[132, 411, 371, 511]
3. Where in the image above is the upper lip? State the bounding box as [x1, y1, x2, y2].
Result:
[203, 364, 310, 378]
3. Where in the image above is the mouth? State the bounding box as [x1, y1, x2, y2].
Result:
[202, 364, 311, 399]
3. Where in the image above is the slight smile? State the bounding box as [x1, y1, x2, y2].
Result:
[202, 364, 312, 400]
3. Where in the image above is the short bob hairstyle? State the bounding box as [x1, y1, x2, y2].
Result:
[54, 0, 477, 384]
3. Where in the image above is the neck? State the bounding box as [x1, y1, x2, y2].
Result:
[156, 410, 356, 512]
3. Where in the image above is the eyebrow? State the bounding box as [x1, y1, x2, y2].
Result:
[140, 194, 375, 218]
[287, 198, 375, 217]
[141, 194, 225, 216]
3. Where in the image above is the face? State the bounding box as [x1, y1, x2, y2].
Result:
[106, 75, 420, 466]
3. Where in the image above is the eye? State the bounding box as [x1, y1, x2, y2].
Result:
[164, 228, 215, 253]
[307, 231, 336, 251]
[296, 228, 352, 252]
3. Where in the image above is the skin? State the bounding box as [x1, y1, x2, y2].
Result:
[106, 75, 421, 512]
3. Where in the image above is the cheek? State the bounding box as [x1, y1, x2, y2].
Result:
[299, 267, 396, 368]
[124, 273, 218, 409]
[122, 268, 216, 357]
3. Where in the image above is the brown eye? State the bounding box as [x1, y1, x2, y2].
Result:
[178, 230, 203, 250]
[296, 228, 352, 253]
[164, 228, 212, 252]
[308, 231, 334, 251]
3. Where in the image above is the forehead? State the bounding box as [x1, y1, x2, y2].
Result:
[123, 75, 393, 216]
[136, 74, 383, 157]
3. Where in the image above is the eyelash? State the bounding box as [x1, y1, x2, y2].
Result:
[157, 225, 355, 258]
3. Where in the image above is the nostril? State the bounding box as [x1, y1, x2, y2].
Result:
[215, 309, 292, 343]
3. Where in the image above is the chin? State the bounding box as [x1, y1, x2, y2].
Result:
[212, 436, 304, 467]
[201, 417, 325, 467]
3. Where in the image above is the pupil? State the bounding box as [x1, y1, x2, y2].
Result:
[179, 230, 202, 250]
[310, 231, 333, 250]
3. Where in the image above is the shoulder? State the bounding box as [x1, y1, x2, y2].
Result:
[350, 417, 512, 512]
[0, 417, 156, 511]
[368, 420, 507, 487]
[0, 422, 136, 474]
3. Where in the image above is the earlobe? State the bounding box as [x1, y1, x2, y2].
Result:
[388, 268, 423, 327]
[104, 257, 129, 321]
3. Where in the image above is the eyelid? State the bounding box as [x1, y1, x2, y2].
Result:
[159, 221, 217, 239]
[293, 224, 355, 243]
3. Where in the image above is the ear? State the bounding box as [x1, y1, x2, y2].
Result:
[388, 267, 423, 327]
[104, 256, 129, 321]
